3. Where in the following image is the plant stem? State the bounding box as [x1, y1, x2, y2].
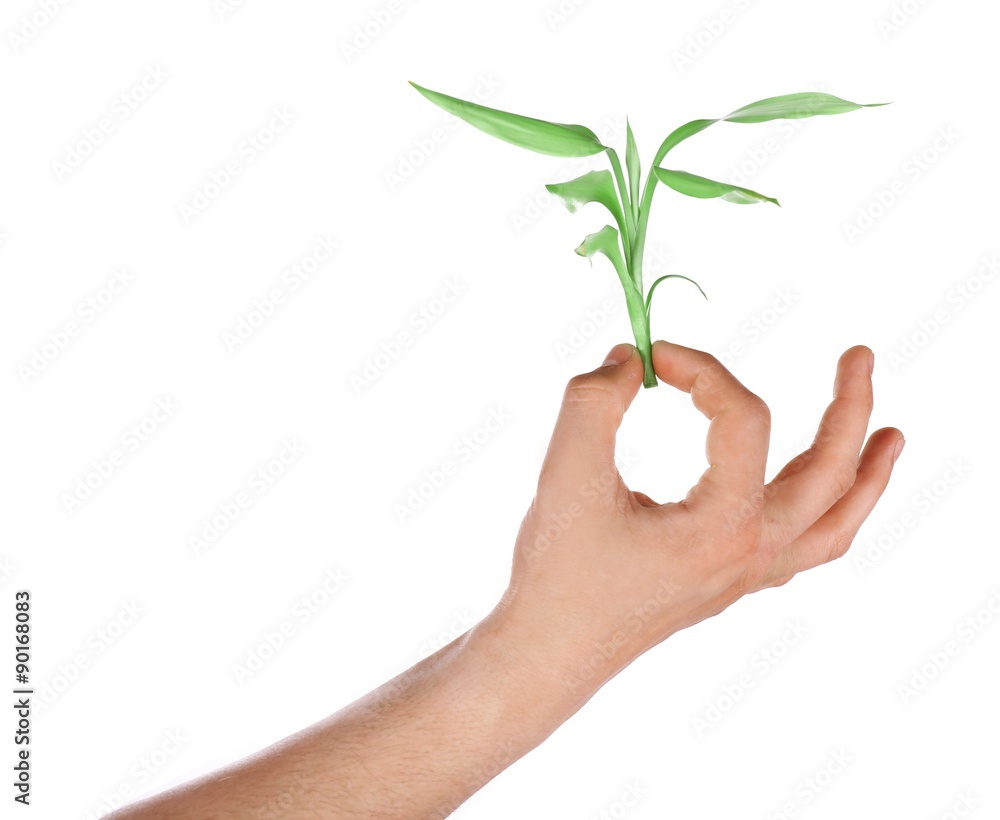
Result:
[606, 149, 634, 262]
[635, 319, 656, 387]
[620, 277, 656, 388]
[624, 167, 655, 387]
[606, 147, 657, 388]
[631, 127, 684, 291]
[627, 149, 678, 388]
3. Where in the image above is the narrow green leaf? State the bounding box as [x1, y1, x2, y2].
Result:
[575, 225, 641, 301]
[409, 81, 607, 158]
[653, 168, 780, 206]
[652, 119, 716, 164]
[625, 120, 641, 223]
[723, 92, 888, 124]
[651, 94, 885, 163]
[546, 171, 628, 245]
[645, 274, 707, 325]
[604, 148, 634, 263]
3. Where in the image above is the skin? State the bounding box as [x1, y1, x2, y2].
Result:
[109, 340, 903, 819]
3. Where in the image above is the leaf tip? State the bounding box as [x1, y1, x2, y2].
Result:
[409, 81, 432, 100]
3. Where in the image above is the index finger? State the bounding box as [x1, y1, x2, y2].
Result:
[652, 340, 770, 506]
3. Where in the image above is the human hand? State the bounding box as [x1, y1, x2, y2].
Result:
[488, 340, 904, 693]
[106, 341, 904, 820]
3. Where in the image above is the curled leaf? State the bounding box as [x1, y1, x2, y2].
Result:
[653, 168, 780, 206]
[645, 274, 707, 326]
[546, 171, 627, 241]
[575, 226, 649, 374]
[575, 225, 642, 304]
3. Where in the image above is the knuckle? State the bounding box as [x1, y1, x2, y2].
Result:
[814, 416, 848, 448]
[694, 350, 723, 371]
[726, 520, 763, 560]
[743, 394, 771, 426]
[768, 573, 794, 589]
[719, 493, 764, 536]
[563, 373, 617, 405]
[827, 528, 857, 561]
[828, 457, 859, 497]
[772, 452, 809, 485]
[692, 355, 726, 390]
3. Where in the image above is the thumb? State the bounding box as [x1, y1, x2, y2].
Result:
[539, 343, 643, 491]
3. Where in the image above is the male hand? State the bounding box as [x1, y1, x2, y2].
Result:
[492, 340, 904, 689]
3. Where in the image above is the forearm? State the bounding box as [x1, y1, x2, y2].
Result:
[109, 605, 600, 819]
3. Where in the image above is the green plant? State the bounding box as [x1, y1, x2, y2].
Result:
[410, 82, 885, 387]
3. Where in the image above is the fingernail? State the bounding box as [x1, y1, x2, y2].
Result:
[868, 349, 875, 376]
[892, 438, 906, 463]
[603, 344, 634, 367]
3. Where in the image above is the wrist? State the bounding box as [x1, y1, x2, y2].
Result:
[464, 593, 629, 726]
[471, 577, 693, 703]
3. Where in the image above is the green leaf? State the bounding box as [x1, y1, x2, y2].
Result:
[410, 81, 607, 158]
[652, 119, 716, 163]
[651, 94, 885, 163]
[575, 226, 650, 385]
[653, 168, 780, 206]
[575, 225, 640, 300]
[645, 274, 707, 325]
[625, 120, 641, 223]
[546, 170, 628, 243]
[723, 92, 888, 124]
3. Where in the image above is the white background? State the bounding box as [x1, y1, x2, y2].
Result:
[2, 0, 998, 817]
